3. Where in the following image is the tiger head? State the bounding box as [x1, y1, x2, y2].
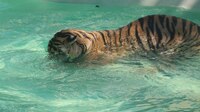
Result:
[48, 29, 93, 62]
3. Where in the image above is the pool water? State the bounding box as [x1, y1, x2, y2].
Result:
[0, 0, 200, 111]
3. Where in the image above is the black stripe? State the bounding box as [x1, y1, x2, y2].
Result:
[189, 23, 193, 35]
[105, 30, 112, 47]
[198, 26, 200, 34]
[87, 32, 97, 46]
[172, 16, 178, 26]
[145, 28, 152, 50]
[88, 32, 96, 40]
[166, 18, 171, 32]
[166, 18, 175, 43]
[124, 26, 130, 45]
[135, 25, 145, 50]
[198, 26, 200, 38]
[78, 31, 91, 41]
[52, 38, 64, 45]
[113, 31, 117, 47]
[128, 25, 134, 48]
[138, 18, 144, 31]
[195, 30, 199, 38]
[159, 15, 165, 28]
[105, 30, 111, 37]
[148, 16, 155, 34]
[98, 31, 107, 45]
[48, 43, 58, 52]
[171, 18, 176, 37]
[110, 30, 115, 45]
[119, 28, 123, 46]
[146, 27, 155, 50]
[105, 30, 111, 44]
[193, 26, 199, 38]
[155, 24, 163, 49]
[182, 19, 186, 33]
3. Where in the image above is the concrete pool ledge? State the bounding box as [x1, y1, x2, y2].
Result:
[49, 0, 200, 10]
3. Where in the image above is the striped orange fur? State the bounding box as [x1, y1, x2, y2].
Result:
[48, 15, 200, 62]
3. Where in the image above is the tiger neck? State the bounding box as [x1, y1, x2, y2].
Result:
[89, 26, 135, 52]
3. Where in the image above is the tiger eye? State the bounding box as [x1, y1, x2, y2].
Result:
[66, 35, 76, 42]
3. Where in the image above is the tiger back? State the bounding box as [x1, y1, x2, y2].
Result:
[92, 15, 200, 53]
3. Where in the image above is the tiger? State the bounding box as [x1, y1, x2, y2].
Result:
[48, 15, 200, 62]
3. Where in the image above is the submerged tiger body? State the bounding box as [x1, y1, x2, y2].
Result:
[48, 15, 200, 62]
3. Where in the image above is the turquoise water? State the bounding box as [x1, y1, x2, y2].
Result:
[0, 0, 200, 111]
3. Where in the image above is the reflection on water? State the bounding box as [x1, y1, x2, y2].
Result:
[0, 0, 200, 111]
